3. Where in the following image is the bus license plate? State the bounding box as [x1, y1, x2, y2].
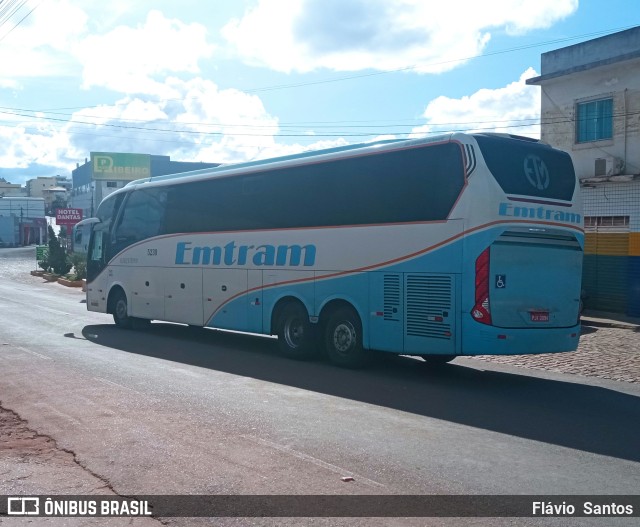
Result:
[530, 311, 549, 322]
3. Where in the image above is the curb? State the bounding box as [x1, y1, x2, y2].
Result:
[581, 318, 639, 331]
[57, 277, 84, 288]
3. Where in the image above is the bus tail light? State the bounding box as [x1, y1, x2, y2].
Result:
[472, 247, 492, 325]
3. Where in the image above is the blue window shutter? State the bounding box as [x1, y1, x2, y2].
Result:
[577, 98, 613, 143]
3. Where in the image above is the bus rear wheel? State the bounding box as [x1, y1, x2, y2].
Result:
[324, 307, 368, 368]
[111, 290, 133, 329]
[277, 302, 317, 360]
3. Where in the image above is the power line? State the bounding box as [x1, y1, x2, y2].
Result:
[2, 104, 638, 139]
[0, 103, 540, 130]
[9, 23, 639, 115]
[0, 0, 28, 30]
[0, 19, 637, 145]
[0, 0, 41, 43]
[0, 106, 536, 137]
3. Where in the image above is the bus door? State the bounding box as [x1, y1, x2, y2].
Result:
[164, 268, 203, 326]
[369, 273, 404, 352]
[203, 269, 248, 330]
[246, 270, 263, 333]
[86, 222, 109, 313]
[130, 267, 165, 321]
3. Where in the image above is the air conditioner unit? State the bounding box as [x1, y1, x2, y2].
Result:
[594, 156, 624, 177]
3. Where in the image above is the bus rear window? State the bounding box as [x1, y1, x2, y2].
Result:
[474, 134, 576, 202]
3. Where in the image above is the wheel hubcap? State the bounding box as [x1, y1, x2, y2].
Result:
[333, 322, 356, 353]
[284, 318, 304, 349]
[116, 300, 127, 319]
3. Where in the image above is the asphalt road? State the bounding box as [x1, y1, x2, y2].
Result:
[1, 247, 639, 526]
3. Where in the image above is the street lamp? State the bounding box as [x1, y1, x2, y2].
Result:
[90, 182, 95, 217]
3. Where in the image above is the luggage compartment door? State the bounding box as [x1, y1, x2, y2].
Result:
[404, 273, 457, 355]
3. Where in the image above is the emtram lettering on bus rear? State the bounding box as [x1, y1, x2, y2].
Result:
[498, 202, 581, 224]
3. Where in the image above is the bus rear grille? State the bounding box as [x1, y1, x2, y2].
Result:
[406, 274, 452, 339]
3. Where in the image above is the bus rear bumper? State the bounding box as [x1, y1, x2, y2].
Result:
[461, 322, 581, 356]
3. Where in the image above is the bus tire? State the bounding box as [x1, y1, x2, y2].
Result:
[111, 290, 133, 329]
[422, 354, 457, 367]
[277, 302, 317, 360]
[324, 307, 368, 368]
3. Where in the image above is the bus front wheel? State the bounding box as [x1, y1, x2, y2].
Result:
[324, 307, 368, 368]
[276, 302, 317, 360]
[111, 290, 133, 329]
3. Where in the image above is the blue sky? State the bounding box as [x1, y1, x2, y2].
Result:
[0, 0, 638, 184]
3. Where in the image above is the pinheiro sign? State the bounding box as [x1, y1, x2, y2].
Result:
[91, 152, 151, 181]
[55, 208, 83, 226]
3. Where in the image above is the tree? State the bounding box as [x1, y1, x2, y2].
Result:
[47, 225, 72, 275]
[49, 195, 68, 216]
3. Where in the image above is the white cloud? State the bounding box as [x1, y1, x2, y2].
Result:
[0, 77, 305, 176]
[223, 0, 578, 73]
[76, 10, 214, 95]
[0, 3, 214, 94]
[0, 0, 87, 83]
[0, 3, 558, 183]
[0, 117, 69, 171]
[0, 68, 543, 183]
[411, 68, 541, 138]
[0, 75, 276, 177]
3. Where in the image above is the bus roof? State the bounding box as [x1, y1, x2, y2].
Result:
[123, 135, 452, 189]
[119, 132, 546, 193]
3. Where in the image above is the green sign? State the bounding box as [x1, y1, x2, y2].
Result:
[91, 152, 151, 181]
[36, 245, 48, 261]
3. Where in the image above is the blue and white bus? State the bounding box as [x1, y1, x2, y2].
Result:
[83, 133, 583, 367]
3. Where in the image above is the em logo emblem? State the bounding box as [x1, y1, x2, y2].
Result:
[524, 154, 550, 190]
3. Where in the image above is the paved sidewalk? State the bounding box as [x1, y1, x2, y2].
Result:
[580, 309, 640, 330]
[473, 310, 640, 384]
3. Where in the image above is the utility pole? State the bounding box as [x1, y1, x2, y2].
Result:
[20, 206, 24, 246]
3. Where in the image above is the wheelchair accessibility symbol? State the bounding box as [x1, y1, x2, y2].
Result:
[495, 275, 506, 289]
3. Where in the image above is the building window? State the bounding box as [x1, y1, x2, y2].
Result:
[584, 215, 629, 231]
[106, 181, 118, 188]
[576, 98, 613, 143]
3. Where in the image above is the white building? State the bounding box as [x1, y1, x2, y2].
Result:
[26, 176, 59, 198]
[527, 26, 640, 316]
[0, 196, 46, 246]
[0, 178, 25, 197]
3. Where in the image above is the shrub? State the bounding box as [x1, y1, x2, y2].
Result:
[38, 258, 51, 272]
[70, 253, 87, 280]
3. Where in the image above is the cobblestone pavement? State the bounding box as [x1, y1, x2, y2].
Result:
[473, 322, 640, 384]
